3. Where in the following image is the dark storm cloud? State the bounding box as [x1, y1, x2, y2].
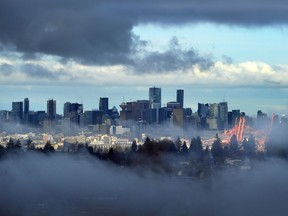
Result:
[22, 63, 59, 79]
[0, 0, 287, 67]
[132, 37, 214, 73]
[0, 63, 13, 76]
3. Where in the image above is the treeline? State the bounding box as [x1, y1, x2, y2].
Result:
[1, 132, 288, 178]
[0, 137, 56, 157]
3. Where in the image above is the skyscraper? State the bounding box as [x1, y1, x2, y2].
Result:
[218, 102, 228, 129]
[47, 99, 56, 119]
[149, 87, 161, 108]
[24, 98, 29, 114]
[173, 108, 185, 128]
[99, 97, 109, 114]
[23, 98, 29, 124]
[12, 101, 23, 122]
[63, 102, 71, 118]
[176, 89, 184, 108]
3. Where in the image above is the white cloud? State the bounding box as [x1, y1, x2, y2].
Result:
[1, 54, 288, 88]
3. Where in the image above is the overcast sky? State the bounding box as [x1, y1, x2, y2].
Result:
[0, 0, 288, 115]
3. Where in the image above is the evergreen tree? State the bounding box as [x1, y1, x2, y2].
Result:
[243, 135, 256, 157]
[211, 134, 226, 163]
[26, 138, 34, 149]
[190, 136, 203, 161]
[175, 136, 182, 152]
[0, 145, 4, 158]
[15, 139, 21, 148]
[142, 137, 154, 155]
[229, 134, 239, 157]
[6, 137, 15, 148]
[203, 146, 211, 166]
[43, 141, 55, 153]
[131, 140, 138, 152]
[108, 147, 116, 162]
[181, 141, 189, 155]
[6, 138, 21, 154]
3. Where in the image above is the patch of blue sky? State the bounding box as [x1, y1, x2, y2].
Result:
[133, 23, 288, 64]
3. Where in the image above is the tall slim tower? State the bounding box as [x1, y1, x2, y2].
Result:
[47, 99, 56, 119]
[176, 89, 184, 108]
[23, 98, 29, 124]
[149, 87, 161, 108]
[63, 102, 71, 118]
[218, 102, 228, 130]
[99, 97, 109, 114]
[24, 98, 29, 114]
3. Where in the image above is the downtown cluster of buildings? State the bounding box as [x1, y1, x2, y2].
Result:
[0, 87, 278, 136]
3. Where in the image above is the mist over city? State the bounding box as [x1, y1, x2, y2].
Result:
[1, 0, 288, 216]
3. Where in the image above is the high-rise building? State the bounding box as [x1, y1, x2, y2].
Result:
[70, 103, 83, 114]
[208, 103, 219, 118]
[158, 107, 169, 124]
[228, 111, 232, 128]
[24, 98, 29, 114]
[173, 108, 185, 128]
[47, 99, 56, 119]
[207, 103, 219, 130]
[63, 102, 83, 124]
[176, 89, 184, 108]
[197, 103, 209, 118]
[120, 100, 150, 122]
[99, 97, 109, 114]
[84, 110, 104, 125]
[143, 108, 157, 124]
[63, 102, 71, 118]
[23, 98, 30, 124]
[218, 102, 228, 129]
[231, 109, 240, 126]
[167, 101, 181, 109]
[12, 101, 23, 122]
[149, 87, 161, 108]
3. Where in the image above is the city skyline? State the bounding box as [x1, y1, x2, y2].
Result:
[1, 1, 288, 116]
[0, 87, 285, 117]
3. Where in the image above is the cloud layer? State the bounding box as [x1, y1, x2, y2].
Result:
[1, 54, 287, 88]
[0, 0, 288, 66]
[0, 153, 288, 216]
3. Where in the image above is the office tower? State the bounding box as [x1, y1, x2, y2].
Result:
[143, 108, 157, 124]
[197, 103, 209, 118]
[23, 98, 29, 124]
[231, 110, 240, 126]
[24, 98, 29, 114]
[206, 103, 219, 130]
[176, 89, 184, 108]
[47, 99, 56, 119]
[84, 110, 104, 125]
[149, 87, 161, 108]
[63, 102, 71, 118]
[70, 103, 83, 114]
[159, 107, 169, 124]
[167, 101, 181, 109]
[120, 100, 150, 122]
[208, 103, 219, 118]
[218, 102, 228, 129]
[173, 108, 185, 128]
[99, 97, 109, 114]
[12, 101, 23, 122]
[63, 102, 83, 125]
[228, 111, 232, 128]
